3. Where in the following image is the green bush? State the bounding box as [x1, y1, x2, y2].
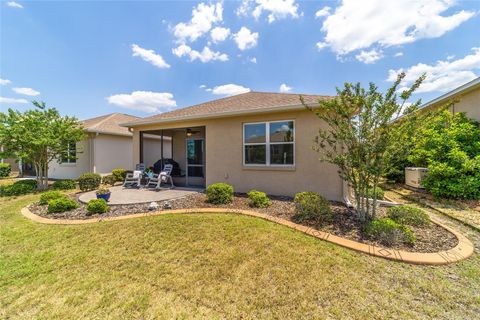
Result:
[77, 173, 101, 192]
[102, 175, 116, 186]
[112, 169, 128, 182]
[0, 179, 37, 197]
[293, 191, 332, 226]
[0, 163, 12, 177]
[86, 199, 109, 215]
[52, 179, 77, 190]
[387, 206, 430, 226]
[206, 183, 234, 204]
[47, 197, 78, 213]
[367, 187, 384, 200]
[365, 218, 415, 246]
[39, 190, 66, 205]
[247, 190, 272, 208]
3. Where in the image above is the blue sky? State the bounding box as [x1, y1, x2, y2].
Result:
[1, 0, 479, 120]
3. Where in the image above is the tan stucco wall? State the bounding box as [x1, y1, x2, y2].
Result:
[142, 136, 172, 168]
[427, 86, 480, 122]
[131, 110, 343, 201]
[94, 134, 133, 174]
[48, 139, 91, 179]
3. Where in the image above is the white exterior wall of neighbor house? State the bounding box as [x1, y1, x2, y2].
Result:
[48, 138, 92, 179]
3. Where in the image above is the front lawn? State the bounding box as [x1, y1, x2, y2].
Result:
[1, 195, 479, 319]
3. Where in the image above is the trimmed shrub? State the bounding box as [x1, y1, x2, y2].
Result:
[39, 190, 65, 205]
[247, 190, 272, 208]
[387, 206, 430, 226]
[206, 183, 234, 204]
[77, 173, 101, 192]
[0, 163, 12, 177]
[86, 199, 109, 215]
[47, 197, 78, 213]
[365, 218, 415, 246]
[112, 169, 128, 182]
[102, 175, 116, 186]
[293, 191, 332, 226]
[367, 186, 384, 200]
[0, 179, 37, 197]
[52, 179, 77, 190]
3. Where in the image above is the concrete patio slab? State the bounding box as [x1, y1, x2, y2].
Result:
[78, 185, 202, 205]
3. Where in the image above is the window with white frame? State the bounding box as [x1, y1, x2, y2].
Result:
[243, 120, 294, 166]
[61, 142, 77, 164]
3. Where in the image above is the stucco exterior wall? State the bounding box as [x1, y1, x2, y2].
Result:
[48, 138, 91, 179]
[132, 110, 343, 201]
[94, 134, 133, 174]
[426, 86, 480, 122]
[142, 136, 173, 168]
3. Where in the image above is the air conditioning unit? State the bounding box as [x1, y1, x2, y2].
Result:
[405, 167, 429, 189]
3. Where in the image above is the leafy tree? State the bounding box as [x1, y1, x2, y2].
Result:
[301, 73, 425, 221]
[408, 110, 480, 199]
[0, 101, 84, 190]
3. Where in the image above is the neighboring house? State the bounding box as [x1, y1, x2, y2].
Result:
[49, 113, 171, 179]
[122, 92, 346, 201]
[418, 77, 480, 121]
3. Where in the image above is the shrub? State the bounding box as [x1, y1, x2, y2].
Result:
[365, 218, 415, 246]
[293, 191, 332, 226]
[102, 175, 116, 186]
[112, 169, 128, 182]
[0, 163, 12, 177]
[206, 183, 234, 204]
[0, 179, 37, 197]
[52, 179, 77, 190]
[247, 190, 272, 208]
[95, 186, 110, 195]
[367, 187, 384, 200]
[77, 173, 101, 192]
[39, 190, 65, 205]
[86, 199, 109, 215]
[387, 206, 430, 226]
[47, 197, 78, 213]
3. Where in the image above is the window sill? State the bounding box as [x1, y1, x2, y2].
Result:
[59, 163, 77, 167]
[242, 165, 296, 172]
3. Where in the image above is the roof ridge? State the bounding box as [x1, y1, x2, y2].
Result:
[89, 113, 119, 130]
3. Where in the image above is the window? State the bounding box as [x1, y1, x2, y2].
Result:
[61, 142, 76, 164]
[243, 120, 294, 166]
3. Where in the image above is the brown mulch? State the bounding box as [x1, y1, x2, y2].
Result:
[29, 193, 458, 253]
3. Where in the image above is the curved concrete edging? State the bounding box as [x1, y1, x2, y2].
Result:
[20, 206, 474, 265]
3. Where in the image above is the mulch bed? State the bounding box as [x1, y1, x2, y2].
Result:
[29, 192, 458, 253]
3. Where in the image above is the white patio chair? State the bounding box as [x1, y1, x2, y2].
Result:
[123, 170, 143, 188]
[146, 164, 174, 190]
[135, 163, 146, 172]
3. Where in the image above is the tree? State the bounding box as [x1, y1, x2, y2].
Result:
[301, 73, 425, 221]
[0, 101, 85, 190]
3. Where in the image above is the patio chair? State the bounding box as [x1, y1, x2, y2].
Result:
[135, 163, 146, 172]
[146, 164, 175, 190]
[123, 170, 143, 188]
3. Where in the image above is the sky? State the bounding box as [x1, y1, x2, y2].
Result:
[1, 0, 479, 120]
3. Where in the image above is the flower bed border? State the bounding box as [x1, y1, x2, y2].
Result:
[20, 206, 474, 265]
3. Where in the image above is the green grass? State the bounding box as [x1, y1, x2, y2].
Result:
[1, 194, 479, 319]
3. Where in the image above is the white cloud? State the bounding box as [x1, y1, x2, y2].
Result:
[394, 52, 404, 57]
[315, 6, 330, 18]
[107, 91, 177, 113]
[233, 27, 259, 51]
[210, 27, 231, 43]
[250, 57, 257, 63]
[211, 84, 250, 96]
[12, 87, 40, 96]
[172, 44, 228, 63]
[199, 84, 207, 89]
[0, 79, 11, 85]
[318, 0, 474, 59]
[447, 54, 455, 60]
[252, 0, 299, 23]
[355, 49, 383, 64]
[0, 96, 28, 104]
[131, 44, 170, 69]
[236, 0, 252, 17]
[316, 41, 328, 51]
[279, 83, 292, 92]
[173, 2, 223, 43]
[6, 1, 23, 9]
[387, 47, 480, 93]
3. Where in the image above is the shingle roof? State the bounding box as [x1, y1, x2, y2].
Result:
[124, 91, 332, 126]
[82, 113, 140, 136]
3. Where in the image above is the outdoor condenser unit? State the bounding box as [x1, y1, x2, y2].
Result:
[405, 167, 429, 189]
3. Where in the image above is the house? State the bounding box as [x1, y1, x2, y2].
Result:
[49, 113, 172, 179]
[122, 92, 345, 201]
[417, 77, 480, 121]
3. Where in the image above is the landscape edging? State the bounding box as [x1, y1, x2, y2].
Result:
[20, 206, 474, 265]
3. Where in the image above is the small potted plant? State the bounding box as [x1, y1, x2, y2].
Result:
[96, 186, 111, 202]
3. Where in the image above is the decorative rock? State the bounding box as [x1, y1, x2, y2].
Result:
[148, 202, 159, 211]
[163, 201, 172, 210]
